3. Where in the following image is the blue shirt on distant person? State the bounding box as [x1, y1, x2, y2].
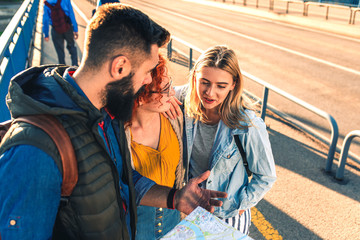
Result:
[42, 0, 78, 38]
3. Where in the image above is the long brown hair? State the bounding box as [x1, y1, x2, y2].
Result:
[185, 45, 253, 129]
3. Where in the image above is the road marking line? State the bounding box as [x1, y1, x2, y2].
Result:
[184, 0, 360, 42]
[72, 2, 90, 24]
[252, 207, 283, 240]
[136, 0, 360, 76]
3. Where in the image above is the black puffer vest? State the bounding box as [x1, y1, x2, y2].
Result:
[0, 66, 137, 239]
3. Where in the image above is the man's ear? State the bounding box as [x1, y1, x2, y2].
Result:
[110, 55, 132, 79]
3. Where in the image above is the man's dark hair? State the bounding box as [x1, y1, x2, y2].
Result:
[84, 3, 170, 69]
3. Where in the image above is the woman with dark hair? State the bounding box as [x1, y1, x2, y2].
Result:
[125, 54, 184, 240]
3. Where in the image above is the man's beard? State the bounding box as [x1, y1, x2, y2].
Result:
[101, 72, 140, 122]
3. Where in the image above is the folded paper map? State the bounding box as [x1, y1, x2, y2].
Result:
[161, 207, 253, 240]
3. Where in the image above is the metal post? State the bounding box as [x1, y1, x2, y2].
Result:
[167, 39, 172, 61]
[335, 130, 360, 180]
[325, 116, 339, 172]
[326, 6, 329, 20]
[269, 0, 274, 10]
[260, 87, 269, 121]
[353, 9, 359, 24]
[286, 1, 290, 13]
[189, 48, 193, 70]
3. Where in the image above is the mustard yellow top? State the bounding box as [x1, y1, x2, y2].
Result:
[131, 114, 180, 188]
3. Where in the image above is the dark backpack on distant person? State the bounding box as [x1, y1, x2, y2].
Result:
[0, 114, 78, 196]
[44, 0, 71, 34]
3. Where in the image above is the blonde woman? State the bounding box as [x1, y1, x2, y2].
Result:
[172, 45, 277, 234]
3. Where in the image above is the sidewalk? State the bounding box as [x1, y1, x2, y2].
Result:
[36, 1, 360, 239]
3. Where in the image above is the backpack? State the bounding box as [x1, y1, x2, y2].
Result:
[0, 114, 78, 196]
[44, 0, 71, 34]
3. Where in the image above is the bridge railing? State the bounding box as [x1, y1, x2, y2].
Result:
[336, 130, 360, 180]
[218, 0, 360, 24]
[0, 0, 40, 121]
[167, 36, 343, 173]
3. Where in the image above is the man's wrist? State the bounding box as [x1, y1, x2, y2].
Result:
[167, 188, 178, 209]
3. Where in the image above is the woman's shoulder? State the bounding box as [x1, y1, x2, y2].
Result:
[243, 109, 259, 123]
[232, 109, 265, 133]
[174, 84, 189, 103]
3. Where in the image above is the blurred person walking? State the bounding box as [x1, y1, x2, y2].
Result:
[43, 0, 78, 66]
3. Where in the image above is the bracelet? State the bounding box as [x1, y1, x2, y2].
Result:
[167, 188, 177, 209]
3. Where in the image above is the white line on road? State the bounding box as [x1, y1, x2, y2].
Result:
[183, 0, 360, 43]
[72, 2, 90, 24]
[137, 0, 360, 76]
[74, 0, 360, 76]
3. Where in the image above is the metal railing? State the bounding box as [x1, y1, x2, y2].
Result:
[0, 0, 40, 122]
[336, 130, 360, 180]
[351, 8, 360, 23]
[167, 36, 340, 172]
[217, 0, 360, 24]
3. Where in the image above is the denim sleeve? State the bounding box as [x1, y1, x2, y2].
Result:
[238, 117, 277, 210]
[0, 145, 62, 240]
[133, 169, 156, 206]
[42, 5, 51, 38]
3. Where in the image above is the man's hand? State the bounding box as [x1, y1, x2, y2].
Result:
[74, 32, 79, 40]
[44, 37, 49, 42]
[162, 96, 182, 120]
[174, 171, 227, 214]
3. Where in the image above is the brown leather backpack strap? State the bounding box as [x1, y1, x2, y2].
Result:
[0, 120, 12, 143]
[14, 115, 78, 196]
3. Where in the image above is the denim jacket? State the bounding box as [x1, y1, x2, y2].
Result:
[176, 85, 277, 219]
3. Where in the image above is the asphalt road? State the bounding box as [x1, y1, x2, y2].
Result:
[119, 0, 360, 159]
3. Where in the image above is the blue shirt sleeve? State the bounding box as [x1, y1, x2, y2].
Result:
[63, 0, 78, 33]
[133, 169, 156, 206]
[0, 145, 62, 240]
[42, 4, 51, 38]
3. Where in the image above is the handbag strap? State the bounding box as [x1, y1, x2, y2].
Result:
[234, 135, 252, 177]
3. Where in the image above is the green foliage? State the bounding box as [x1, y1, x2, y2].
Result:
[0, 0, 23, 3]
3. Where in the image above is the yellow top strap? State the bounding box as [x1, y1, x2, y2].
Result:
[131, 114, 180, 187]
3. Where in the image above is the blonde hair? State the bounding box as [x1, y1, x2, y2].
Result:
[185, 45, 253, 129]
